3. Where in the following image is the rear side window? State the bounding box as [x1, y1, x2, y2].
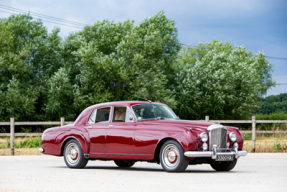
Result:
[88, 107, 111, 123]
[113, 107, 133, 122]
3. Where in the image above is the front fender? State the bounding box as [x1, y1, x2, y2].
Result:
[154, 130, 198, 158]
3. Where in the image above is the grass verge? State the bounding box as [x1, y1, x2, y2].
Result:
[0, 148, 44, 156]
[0, 137, 41, 149]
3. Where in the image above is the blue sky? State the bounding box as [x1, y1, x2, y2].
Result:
[1, 0, 286, 96]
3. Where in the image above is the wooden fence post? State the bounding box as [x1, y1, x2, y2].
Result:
[61, 117, 65, 127]
[252, 116, 256, 153]
[205, 116, 209, 122]
[10, 118, 15, 156]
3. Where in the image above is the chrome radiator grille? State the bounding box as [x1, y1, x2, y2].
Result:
[209, 128, 227, 150]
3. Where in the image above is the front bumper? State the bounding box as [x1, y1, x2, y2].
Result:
[184, 148, 247, 160]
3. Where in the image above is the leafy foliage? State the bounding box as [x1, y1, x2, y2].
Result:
[0, 137, 41, 149]
[0, 14, 62, 121]
[256, 112, 287, 120]
[16, 136, 41, 148]
[255, 93, 287, 114]
[174, 40, 275, 120]
[0, 13, 276, 122]
[56, 11, 179, 117]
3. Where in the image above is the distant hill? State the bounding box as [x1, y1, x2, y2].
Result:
[255, 93, 287, 114]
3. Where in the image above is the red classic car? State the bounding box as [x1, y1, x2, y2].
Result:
[40, 101, 247, 172]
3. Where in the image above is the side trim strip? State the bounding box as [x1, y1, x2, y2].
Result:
[90, 153, 152, 156]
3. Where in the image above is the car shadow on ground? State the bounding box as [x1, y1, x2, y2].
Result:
[52, 165, 241, 173]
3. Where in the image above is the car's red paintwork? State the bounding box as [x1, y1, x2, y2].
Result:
[41, 101, 244, 161]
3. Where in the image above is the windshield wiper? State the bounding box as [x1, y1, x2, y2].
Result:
[139, 118, 157, 121]
[156, 117, 167, 120]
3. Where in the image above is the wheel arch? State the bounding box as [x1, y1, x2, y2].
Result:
[153, 137, 182, 163]
[61, 137, 84, 156]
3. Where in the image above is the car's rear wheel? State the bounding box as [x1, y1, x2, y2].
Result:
[114, 160, 136, 167]
[159, 140, 189, 172]
[64, 139, 88, 168]
[210, 159, 237, 171]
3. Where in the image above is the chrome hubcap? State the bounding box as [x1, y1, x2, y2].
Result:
[162, 144, 180, 168]
[70, 149, 78, 160]
[65, 143, 80, 165]
[167, 150, 177, 163]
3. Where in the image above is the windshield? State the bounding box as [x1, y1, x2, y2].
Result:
[132, 104, 178, 120]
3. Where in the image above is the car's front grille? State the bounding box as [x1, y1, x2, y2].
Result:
[209, 128, 227, 150]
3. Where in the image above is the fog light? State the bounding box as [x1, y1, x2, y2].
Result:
[227, 142, 230, 148]
[200, 132, 208, 143]
[203, 143, 208, 151]
[229, 132, 237, 142]
[234, 142, 238, 149]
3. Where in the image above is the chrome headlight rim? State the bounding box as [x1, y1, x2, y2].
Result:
[200, 132, 208, 143]
[229, 132, 237, 142]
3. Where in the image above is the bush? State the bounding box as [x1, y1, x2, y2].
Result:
[242, 134, 252, 140]
[256, 112, 287, 120]
[255, 112, 287, 131]
[15, 137, 41, 148]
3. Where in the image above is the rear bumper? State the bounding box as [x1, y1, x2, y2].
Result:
[184, 149, 247, 159]
[39, 148, 44, 153]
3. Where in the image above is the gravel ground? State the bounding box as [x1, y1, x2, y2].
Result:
[0, 153, 286, 192]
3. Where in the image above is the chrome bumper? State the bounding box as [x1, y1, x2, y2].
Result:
[39, 148, 44, 153]
[184, 149, 247, 159]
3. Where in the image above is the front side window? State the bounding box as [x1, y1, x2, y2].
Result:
[88, 107, 111, 123]
[132, 104, 178, 120]
[113, 107, 133, 122]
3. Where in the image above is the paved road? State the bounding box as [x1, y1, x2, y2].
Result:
[0, 153, 286, 192]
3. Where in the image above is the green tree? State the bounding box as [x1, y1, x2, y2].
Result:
[0, 14, 62, 121]
[45, 68, 75, 120]
[256, 93, 287, 114]
[174, 40, 275, 120]
[0, 77, 37, 120]
[58, 11, 180, 114]
[116, 11, 180, 107]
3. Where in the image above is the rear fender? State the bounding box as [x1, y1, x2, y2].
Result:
[61, 135, 89, 155]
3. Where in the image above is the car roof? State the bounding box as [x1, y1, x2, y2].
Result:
[90, 101, 165, 108]
[74, 101, 166, 126]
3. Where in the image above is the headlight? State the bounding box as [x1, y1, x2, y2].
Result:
[200, 132, 208, 143]
[229, 132, 237, 142]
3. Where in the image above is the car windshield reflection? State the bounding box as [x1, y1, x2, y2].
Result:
[132, 104, 178, 121]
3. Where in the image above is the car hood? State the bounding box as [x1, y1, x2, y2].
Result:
[142, 119, 212, 129]
[142, 119, 238, 131]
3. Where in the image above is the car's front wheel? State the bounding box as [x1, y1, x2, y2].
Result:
[159, 140, 189, 172]
[114, 160, 136, 167]
[210, 159, 237, 171]
[63, 139, 88, 168]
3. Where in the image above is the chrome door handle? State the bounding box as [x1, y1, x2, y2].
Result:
[108, 125, 114, 127]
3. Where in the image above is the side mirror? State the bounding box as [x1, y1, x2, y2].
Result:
[129, 116, 134, 121]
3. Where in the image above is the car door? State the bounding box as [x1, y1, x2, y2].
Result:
[86, 106, 111, 159]
[106, 106, 135, 159]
